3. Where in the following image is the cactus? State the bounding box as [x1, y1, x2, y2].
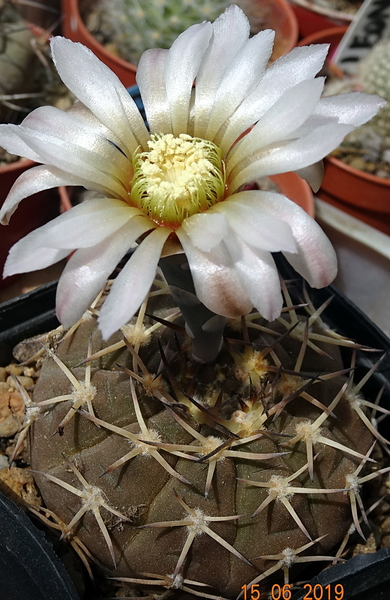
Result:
[20, 272, 387, 599]
[0, 1, 35, 121]
[0, 2, 73, 129]
[356, 38, 390, 142]
[89, 0, 277, 65]
[92, 0, 232, 65]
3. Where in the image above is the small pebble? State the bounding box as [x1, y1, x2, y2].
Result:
[6, 375, 34, 389]
[0, 367, 7, 382]
[23, 367, 38, 379]
[365, 162, 378, 173]
[380, 516, 390, 533]
[348, 157, 367, 171]
[382, 149, 390, 163]
[0, 414, 20, 437]
[6, 364, 24, 377]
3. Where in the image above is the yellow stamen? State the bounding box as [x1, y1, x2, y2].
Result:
[130, 133, 225, 228]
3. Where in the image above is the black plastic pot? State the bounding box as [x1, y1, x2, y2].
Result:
[0, 489, 80, 600]
[0, 259, 389, 599]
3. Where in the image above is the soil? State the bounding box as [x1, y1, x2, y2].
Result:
[331, 139, 390, 179]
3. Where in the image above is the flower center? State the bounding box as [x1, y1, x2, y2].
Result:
[130, 133, 226, 228]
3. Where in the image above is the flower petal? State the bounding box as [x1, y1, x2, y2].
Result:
[16, 106, 131, 194]
[227, 122, 353, 193]
[224, 233, 282, 321]
[176, 228, 253, 318]
[3, 198, 143, 279]
[294, 162, 324, 192]
[11, 129, 127, 199]
[205, 29, 275, 142]
[181, 212, 228, 252]
[0, 123, 42, 162]
[227, 78, 325, 169]
[4, 242, 69, 277]
[50, 37, 149, 154]
[213, 193, 297, 253]
[218, 43, 329, 151]
[137, 49, 171, 134]
[231, 191, 337, 288]
[165, 22, 212, 135]
[67, 100, 134, 156]
[316, 92, 386, 126]
[0, 165, 81, 225]
[98, 227, 171, 339]
[192, 4, 250, 138]
[56, 215, 153, 327]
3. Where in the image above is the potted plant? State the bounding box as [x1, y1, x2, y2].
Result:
[60, 0, 299, 87]
[299, 26, 390, 235]
[0, 6, 388, 598]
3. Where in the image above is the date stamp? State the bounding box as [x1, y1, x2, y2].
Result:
[241, 583, 345, 600]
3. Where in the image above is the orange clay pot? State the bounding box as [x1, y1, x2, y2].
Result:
[288, 0, 356, 38]
[299, 26, 390, 236]
[61, 0, 299, 88]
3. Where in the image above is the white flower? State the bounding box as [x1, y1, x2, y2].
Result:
[0, 5, 384, 340]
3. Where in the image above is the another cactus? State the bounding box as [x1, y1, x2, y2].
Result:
[24, 274, 386, 599]
[93, 0, 233, 65]
[357, 38, 390, 142]
[90, 0, 277, 65]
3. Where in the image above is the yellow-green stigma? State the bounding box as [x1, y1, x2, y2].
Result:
[130, 133, 226, 228]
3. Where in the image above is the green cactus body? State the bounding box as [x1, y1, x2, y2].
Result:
[94, 0, 232, 65]
[357, 39, 390, 141]
[28, 284, 378, 598]
[90, 0, 279, 66]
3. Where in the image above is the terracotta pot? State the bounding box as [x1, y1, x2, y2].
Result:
[299, 27, 390, 236]
[61, 0, 299, 88]
[288, 0, 355, 38]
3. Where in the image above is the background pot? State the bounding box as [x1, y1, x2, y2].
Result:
[299, 26, 390, 236]
[61, 0, 299, 87]
[288, 0, 356, 38]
